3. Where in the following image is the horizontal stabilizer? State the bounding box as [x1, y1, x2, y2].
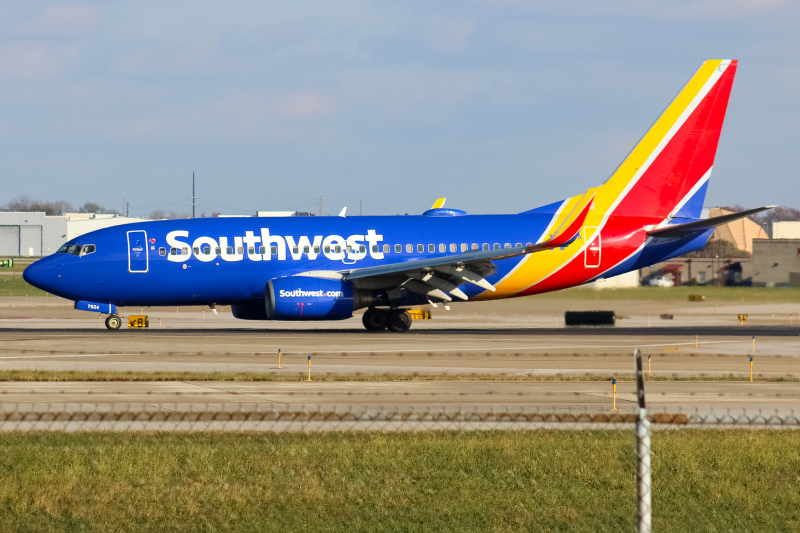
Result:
[647, 206, 775, 238]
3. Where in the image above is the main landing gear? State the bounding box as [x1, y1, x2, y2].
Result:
[362, 308, 412, 332]
[105, 314, 122, 330]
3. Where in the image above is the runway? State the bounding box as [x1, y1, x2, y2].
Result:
[1, 326, 799, 376]
[1, 297, 799, 430]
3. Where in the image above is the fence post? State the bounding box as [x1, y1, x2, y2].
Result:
[635, 349, 652, 533]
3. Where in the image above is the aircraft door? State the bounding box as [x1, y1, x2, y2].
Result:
[583, 227, 601, 268]
[127, 230, 149, 273]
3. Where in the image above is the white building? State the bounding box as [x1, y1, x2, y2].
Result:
[0, 212, 148, 257]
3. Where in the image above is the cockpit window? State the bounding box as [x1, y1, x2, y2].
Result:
[56, 244, 96, 256]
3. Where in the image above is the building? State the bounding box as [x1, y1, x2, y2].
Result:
[0, 212, 148, 257]
[771, 221, 800, 239]
[707, 208, 768, 254]
[640, 257, 754, 286]
[752, 238, 800, 287]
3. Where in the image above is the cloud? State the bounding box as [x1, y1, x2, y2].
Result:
[424, 16, 476, 53]
[271, 91, 336, 118]
[0, 42, 80, 80]
[33, 3, 101, 31]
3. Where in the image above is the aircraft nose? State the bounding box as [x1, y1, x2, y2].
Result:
[23, 259, 55, 292]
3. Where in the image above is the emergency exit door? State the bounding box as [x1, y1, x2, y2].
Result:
[127, 230, 149, 273]
[583, 227, 601, 268]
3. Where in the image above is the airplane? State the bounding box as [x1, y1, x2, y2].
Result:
[23, 59, 773, 332]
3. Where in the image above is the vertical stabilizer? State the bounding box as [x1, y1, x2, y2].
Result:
[597, 59, 737, 222]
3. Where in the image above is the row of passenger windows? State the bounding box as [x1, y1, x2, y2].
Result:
[158, 242, 531, 257]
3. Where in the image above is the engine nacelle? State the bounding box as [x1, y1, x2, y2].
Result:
[266, 277, 360, 320]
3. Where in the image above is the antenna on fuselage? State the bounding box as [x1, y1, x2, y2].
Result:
[191, 171, 197, 218]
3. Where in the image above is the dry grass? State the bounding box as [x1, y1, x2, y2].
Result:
[0, 369, 796, 383]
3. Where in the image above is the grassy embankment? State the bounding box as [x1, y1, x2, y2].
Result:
[0, 369, 794, 382]
[2, 268, 800, 301]
[1, 430, 798, 531]
[0, 272, 47, 297]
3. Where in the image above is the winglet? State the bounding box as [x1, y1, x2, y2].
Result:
[431, 198, 446, 209]
[338, 207, 347, 218]
[529, 192, 595, 251]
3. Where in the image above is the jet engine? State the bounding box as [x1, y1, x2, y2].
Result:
[265, 276, 370, 320]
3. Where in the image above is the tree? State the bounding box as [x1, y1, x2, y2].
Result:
[2, 195, 73, 216]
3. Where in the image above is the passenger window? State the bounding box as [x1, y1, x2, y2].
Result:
[159, 247, 166, 256]
[383, 244, 390, 253]
[314, 246, 320, 254]
[461, 243, 468, 252]
[439, 244, 445, 253]
[293, 246, 299, 254]
[483, 244, 489, 251]
[372, 245, 378, 253]
[271, 246, 278, 255]
[504, 243, 511, 248]
[237, 247, 244, 255]
[359, 245, 366, 253]
[516, 243, 522, 248]
[428, 244, 434, 253]
[203, 246, 211, 254]
[324, 245, 331, 254]
[303, 246, 310, 254]
[248, 247, 255, 254]
[406, 244, 412, 253]
[334, 245, 341, 253]
[193, 247, 200, 255]
[259, 246, 266, 254]
[215, 247, 221, 254]
[472, 243, 479, 250]
[395, 244, 401, 253]
[494, 243, 500, 250]
[170, 247, 177, 255]
[450, 243, 456, 253]
[226, 247, 233, 254]
[417, 244, 423, 253]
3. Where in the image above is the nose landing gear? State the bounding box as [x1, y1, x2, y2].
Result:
[104, 314, 122, 330]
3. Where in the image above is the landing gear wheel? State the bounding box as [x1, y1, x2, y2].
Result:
[362, 308, 388, 331]
[387, 309, 412, 333]
[105, 315, 122, 330]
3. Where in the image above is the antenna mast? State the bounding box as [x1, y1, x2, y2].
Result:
[191, 171, 197, 218]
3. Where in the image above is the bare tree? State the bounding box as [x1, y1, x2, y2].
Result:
[2, 195, 73, 216]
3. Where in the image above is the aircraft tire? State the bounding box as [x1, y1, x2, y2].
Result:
[362, 308, 388, 331]
[105, 315, 122, 330]
[387, 309, 412, 333]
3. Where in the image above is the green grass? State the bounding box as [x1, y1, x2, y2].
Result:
[0, 273, 47, 297]
[549, 285, 800, 302]
[0, 369, 795, 382]
[0, 430, 798, 531]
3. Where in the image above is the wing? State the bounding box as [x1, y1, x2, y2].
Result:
[332, 192, 595, 303]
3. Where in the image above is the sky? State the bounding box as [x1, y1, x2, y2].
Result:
[1, 1, 799, 217]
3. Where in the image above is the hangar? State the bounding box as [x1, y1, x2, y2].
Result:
[0, 212, 148, 257]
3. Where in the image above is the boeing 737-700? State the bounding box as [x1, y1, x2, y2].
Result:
[24, 59, 772, 331]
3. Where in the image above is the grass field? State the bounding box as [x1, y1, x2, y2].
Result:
[550, 285, 800, 303]
[1, 430, 798, 531]
[0, 369, 794, 382]
[0, 273, 47, 297]
[2, 270, 800, 301]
